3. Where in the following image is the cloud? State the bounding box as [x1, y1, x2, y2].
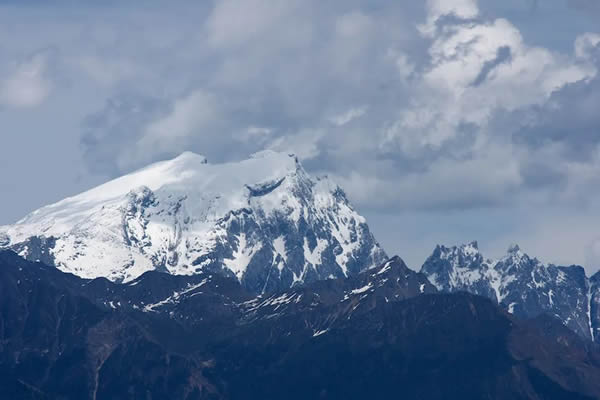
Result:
[205, 0, 307, 49]
[73, 0, 600, 219]
[471, 45, 512, 87]
[420, 0, 479, 36]
[0, 51, 53, 108]
[379, 11, 595, 182]
[575, 33, 600, 59]
[328, 106, 368, 127]
[513, 73, 600, 161]
[1, 0, 600, 271]
[138, 91, 221, 152]
[268, 128, 325, 160]
[130, 89, 278, 168]
[333, 142, 522, 211]
[75, 1, 420, 174]
[508, 37, 600, 198]
[81, 94, 171, 174]
[367, 3, 599, 217]
[75, 55, 140, 87]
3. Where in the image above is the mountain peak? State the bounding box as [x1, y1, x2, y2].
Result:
[460, 241, 480, 256]
[432, 241, 480, 260]
[507, 243, 521, 254]
[376, 255, 410, 274]
[1, 151, 386, 292]
[421, 241, 600, 342]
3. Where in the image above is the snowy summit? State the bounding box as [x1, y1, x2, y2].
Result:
[0, 151, 386, 293]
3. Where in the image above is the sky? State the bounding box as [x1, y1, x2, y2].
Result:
[1, 0, 600, 272]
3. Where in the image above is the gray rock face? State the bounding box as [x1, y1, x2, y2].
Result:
[421, 242, 599, 342]
[0, 232, 9, 247]
[0, 151, 387, 294]
[420, 241, 497, 300]
[591, 272, 600, 340]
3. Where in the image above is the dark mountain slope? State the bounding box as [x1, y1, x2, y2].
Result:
[0, 252, 215, 399]
[1, 251, 600, 399]
[211, 293, 600, 400]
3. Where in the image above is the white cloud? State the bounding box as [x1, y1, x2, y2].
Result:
[383, 11, 597, 158]
[76, 55, 139, 86]
[428, 0, 479, 19]
[268, 129, 324, 160]
[336, 143, 522, 211]
[64, 0, 600, 222]
[244, 126, 273, 139]
[335, 11, 374, 38]
[206, 0, 305, 49]
[0, 52, 52, 108]
[127, 90, 223, 168]
[388, 50, 416, 82]
[419, 0, 479, 36]
[143, 91, 218, 142]
[329, 106, 368, 127]
[575, 32, 600, 59]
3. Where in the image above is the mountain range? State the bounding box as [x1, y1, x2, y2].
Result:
[420, 241, 600, 343]
[2, 152, 600, 345]
[2, 251, 600, 399]
[2, 151, 600, 398]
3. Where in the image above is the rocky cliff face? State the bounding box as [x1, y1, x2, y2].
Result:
[421, 241, 599, 342]
[0, 151, 386, 294]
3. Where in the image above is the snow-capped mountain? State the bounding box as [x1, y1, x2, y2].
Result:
[0, 151, 386, 293]
[421, 241, 600, 342]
